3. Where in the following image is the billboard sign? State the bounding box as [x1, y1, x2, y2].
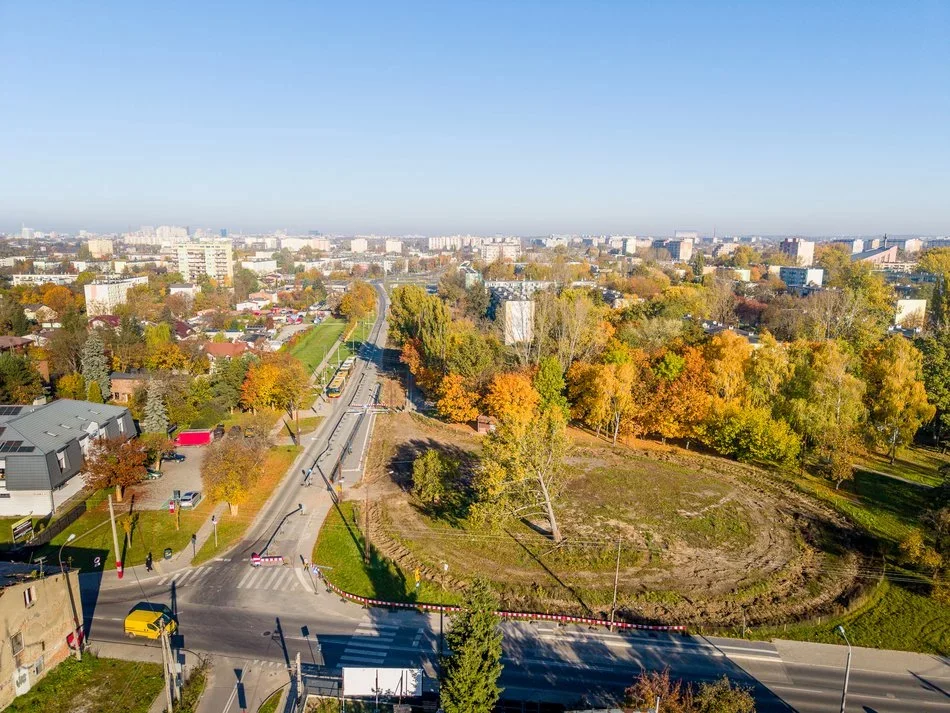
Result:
[342, 668, 422, 697]
[11, 517, 33, 543]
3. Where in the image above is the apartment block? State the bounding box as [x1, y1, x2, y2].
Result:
[176, 241, 234, 283]
[779, 238, 815, 266]
[83, 275, 149, 317]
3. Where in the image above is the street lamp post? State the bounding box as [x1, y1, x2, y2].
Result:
[836, 625, 852, 713]
[58, 533, 82, 661]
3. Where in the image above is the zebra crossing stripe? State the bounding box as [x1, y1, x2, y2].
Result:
[237, 569, 256, 589]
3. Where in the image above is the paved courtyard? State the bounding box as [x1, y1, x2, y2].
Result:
[129, 445, 208, 510]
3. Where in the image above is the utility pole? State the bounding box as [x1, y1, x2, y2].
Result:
[160, 628, 174, 713]
[212, 515, 218, 548]
[107, 494, 123, 579]
[609, 539, 621, 630]
[363, 483, 370, 563]
[837, 625, 852, 713]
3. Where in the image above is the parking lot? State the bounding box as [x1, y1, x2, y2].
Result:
[130, 446, 208, 510]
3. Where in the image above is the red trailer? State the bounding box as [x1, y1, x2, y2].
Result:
[174, 429, 213, 447]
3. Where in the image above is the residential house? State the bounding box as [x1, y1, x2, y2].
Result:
[0, 562, 83, 708]
[201, 341, 250, 373]
[109, 373, 146, 404]
[0, 399, 135, 516]
[0, 337, 31, 354]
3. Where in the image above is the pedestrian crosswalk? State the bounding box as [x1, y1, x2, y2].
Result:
[337, 617, 402, 666]
[156, 565, 306, 592]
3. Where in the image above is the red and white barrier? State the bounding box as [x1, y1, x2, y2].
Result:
[323, 580, 687, 632]
[251, 554, 285, 567]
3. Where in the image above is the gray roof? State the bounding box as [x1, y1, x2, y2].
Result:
[0, 399, 129, 455]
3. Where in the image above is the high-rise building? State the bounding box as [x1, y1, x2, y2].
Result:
[220, 228, 228, 238]
[384, 239, 404, 254]
[177, 241, 234, 284]
[83, 275, 149, 316]
[779, 238, 815, 266]
[86, 238, 114, 259]
[349, 238, 368, 253]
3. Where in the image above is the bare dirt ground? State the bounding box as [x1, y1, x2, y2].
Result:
[352, 409, 863, 628]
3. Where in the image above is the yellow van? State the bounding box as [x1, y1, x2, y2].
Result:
[124, 608, 177, 639]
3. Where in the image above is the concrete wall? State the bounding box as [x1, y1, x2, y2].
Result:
[0, 570, 82, 708]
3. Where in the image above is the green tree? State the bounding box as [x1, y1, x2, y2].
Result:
[533, 356, 569, 417]
[694, 676, 757, 713]
[212, 355, 252, 412]
[412, 450, 460, 507]
[56, 372, 86, 400]
[439, 580, 503, 713]
[86, 380, 104, 403]
[0, 353, 44, 404]
[81, 330, 111, 399]
[916, 331, 950, 441]
[864, 336, 936, 462]
[142, 380, 168, 434]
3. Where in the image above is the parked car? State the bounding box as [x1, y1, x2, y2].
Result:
[162, 451, 186, 463]
[146, 468, 163, 480]
[179, 491, 202, 509]
[227, 425, 243, 439]
[213, 424, 226, 440]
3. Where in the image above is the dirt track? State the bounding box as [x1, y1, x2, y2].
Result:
[353, 411, 864, 628]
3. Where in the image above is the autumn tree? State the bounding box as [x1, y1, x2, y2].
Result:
[241, 353, 309, 413]
[436, 373, 479, 423]
[83, 436, 148, 502]
[647, 347, 710, 445]
[482, 371, 539, 427]
[337, 280, 377, 322]
[56, 372, 86, 400]
[202, 439, 263, 515]
[533, 356, 569, 418]
[864, 336, 935, 463]
[474, 408, 568, 543]
[86, 380, 104, 403]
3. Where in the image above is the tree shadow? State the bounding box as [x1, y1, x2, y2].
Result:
[510, 533, 593, 616]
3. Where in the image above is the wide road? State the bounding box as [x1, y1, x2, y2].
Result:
[80, 283, 950, 711]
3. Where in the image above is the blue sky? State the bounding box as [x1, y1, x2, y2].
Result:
[1, 1, 948, 236]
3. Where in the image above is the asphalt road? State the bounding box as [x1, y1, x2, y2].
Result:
[79, 283, 950, 712]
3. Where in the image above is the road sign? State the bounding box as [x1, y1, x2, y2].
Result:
[11, 516, 33, 543]
[168, 500, 175, 513]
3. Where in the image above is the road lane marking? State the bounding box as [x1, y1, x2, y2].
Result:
[236, 569, 256, 589]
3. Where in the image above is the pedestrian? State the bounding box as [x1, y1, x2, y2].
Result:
[145, 551, 153, 572]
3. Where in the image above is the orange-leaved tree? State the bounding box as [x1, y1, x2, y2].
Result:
[481, 371, 539, 427]
[436, 373, 479, 423]
[241, 353, 308, 413]
[83, 436, 148, 502]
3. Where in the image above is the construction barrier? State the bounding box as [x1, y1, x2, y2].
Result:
[251, 554, 285, 567]
[323, 579, 687, 632]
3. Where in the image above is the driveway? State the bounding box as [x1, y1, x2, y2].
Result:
[130, 446, 208, 510]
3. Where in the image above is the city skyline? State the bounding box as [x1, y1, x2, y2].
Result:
[2, 1, 948, 235]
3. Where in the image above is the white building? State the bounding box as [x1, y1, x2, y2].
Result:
[384, 239, 404, 254]
[83, 276, 149, 316]
[169, 283, 199, 300]
[428, 235, 463, 252]
[895, 299, 927, 327]
[240, 259, 278, 275]
[481, 242, 521, 262]
[12, 274, 77, 286]
[502, 299, 534, 345]
[779, 238, 815, 267]
[177, 241, 234, 283]
[86, 238, 114, 258]
[349, 238, 368, 253]
[779, 266, 824, 289]
[156, 225, 189, 240]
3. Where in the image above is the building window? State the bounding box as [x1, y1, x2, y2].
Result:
[24, 585, 37, 608]
[33, 655, 44, 676]
[117, 418, 125, 434]
[0, 458, 5, 482]
[56, 449, 68, 472]
[11, 631, 23, 656]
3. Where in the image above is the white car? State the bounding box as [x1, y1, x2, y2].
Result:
[179, 491, 202, 509]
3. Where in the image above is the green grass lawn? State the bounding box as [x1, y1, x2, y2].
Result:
[749, 579, 950, 656]
[259, 689, 283, 713]
[313, 501, 458, 606]
[5, 654, 164, 713]
[857, 446, 948, 487]
[290, 317, 347, 371]
[35, 491, 208, 571]
[192, 445, 301, 565]
[315, 316, 376, 388]
[791, 469, 930, 545]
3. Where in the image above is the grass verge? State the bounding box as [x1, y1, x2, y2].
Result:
[36, 491, 207, 571]
[313, 501, 458, 606]
[856, 446, 947, 487]
[5, 654, 164, 713]
[192, 445, 301, 565]
[290, 317, 347, 371]
[259, 688, 284, 713]
[175, 660, 209, 713]
[748, 579, 950, 656]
